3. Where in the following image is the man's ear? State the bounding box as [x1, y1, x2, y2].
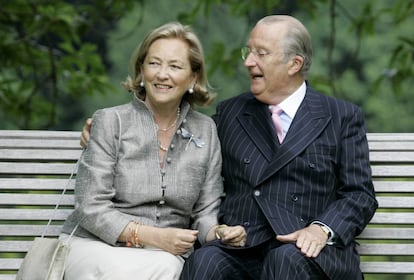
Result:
[288, 55, 304, 76]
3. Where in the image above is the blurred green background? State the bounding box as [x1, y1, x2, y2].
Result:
[1, 0, 412, 133]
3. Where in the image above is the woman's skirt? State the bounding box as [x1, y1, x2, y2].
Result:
[61, 234, 185, 280]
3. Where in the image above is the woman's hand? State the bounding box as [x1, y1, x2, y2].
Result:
[215, 225, 247, 247]
[150, 227, 199, 256]
[80, 118, 92, 148]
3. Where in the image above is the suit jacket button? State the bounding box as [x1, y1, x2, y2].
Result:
[243, 222, 250, 227]
[254, 190, 261, 196]
[291, 194, 298, 202]
[243, 158, 251, 164]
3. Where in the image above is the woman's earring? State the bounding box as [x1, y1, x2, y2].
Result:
[188, 87, 194, 94]
[140, 81, 144, 87]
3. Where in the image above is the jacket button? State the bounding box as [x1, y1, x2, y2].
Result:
[243, 158, 251, 164]
[291, 194, 298, 202]
[166, 157, 172, 163]
[243, 222, 250, 227]
[254, 190, 261, 196]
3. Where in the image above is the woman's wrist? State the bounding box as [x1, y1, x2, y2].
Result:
[126, 221, 144, 248]
[119, 221, 145, 248]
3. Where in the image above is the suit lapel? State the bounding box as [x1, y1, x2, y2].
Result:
[257, 90, 332, 185]
[237, 98, 276, 162]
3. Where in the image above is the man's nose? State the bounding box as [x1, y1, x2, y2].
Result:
[244, 53, 257, 67]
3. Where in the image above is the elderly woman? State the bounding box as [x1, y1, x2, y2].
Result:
[60, 22, 246, 280]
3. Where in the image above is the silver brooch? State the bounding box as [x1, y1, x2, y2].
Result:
[180, 128, 205, 150]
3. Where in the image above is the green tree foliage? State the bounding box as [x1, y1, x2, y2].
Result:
[1, 0, 412, 133]
[177, 0, 414, 132]
[0, 0, 137, 129]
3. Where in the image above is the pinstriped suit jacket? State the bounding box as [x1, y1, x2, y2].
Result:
[213, 87, 378, 279]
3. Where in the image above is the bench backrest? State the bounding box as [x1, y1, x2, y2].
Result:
[0, 130, 413, 279]
[358, 133, 414, 275]
[0, 130, 81, 280]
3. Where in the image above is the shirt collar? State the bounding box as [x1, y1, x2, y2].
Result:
[277, 81, 306, 120]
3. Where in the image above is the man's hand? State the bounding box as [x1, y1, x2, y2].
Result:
[276, 224, 328, 258]
[215, 225, 247, 247]
[80, 118, 92, 148]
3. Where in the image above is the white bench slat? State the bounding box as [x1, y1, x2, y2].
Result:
[0, 130, 80, 138]
[370, 151, 414, 162]
[1, 149, 82, 160]
[358, 244, 414, 255]
[0, 194, 74, 205]
[0, 225, 62, 236]
[368, 212, 414, 224]
[367, 133, 414, 141]
[360, 262, 414, 274]
[0, 178, 75, 190]
[373, 181, 414, 192]
[0, 162, 77, 175]
[0, 274, 20, 280]
[376, 196, 414, 208]
[371, 165, 414, 177]
[0, 241, 32, 252]
[0, 138, 81, 149]
[368, 141, 414, 151]
[0, 209, 72, 220]
[359, 227, 414, 239]
[0, 258, 21, 271]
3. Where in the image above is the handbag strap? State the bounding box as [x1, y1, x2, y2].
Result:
[41, 150, 83, 238]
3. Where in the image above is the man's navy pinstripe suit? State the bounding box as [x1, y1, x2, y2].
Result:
[180, 87, 378, 279]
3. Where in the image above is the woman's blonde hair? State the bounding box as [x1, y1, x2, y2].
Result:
[122, 22, 215, 106]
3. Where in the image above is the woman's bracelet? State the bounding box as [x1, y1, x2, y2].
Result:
[126, 221, 144, 248]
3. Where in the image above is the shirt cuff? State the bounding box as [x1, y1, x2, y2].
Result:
[311, 221, 336, 245]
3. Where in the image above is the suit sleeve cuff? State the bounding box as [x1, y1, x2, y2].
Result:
[311, 221, 336, 245]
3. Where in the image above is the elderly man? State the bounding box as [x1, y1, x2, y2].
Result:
[180, 15, 377, 280]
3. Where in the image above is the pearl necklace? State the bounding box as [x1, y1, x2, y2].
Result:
[157, 107, 180, 151]
[158, 142, 169, 151]
[157, 107, 181, 133]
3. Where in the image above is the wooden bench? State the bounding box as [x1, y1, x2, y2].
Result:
[0, 130, 413, 279]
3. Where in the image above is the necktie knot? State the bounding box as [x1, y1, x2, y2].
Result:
[269, 105, 284, 143]
[269, 105, 283, 116]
